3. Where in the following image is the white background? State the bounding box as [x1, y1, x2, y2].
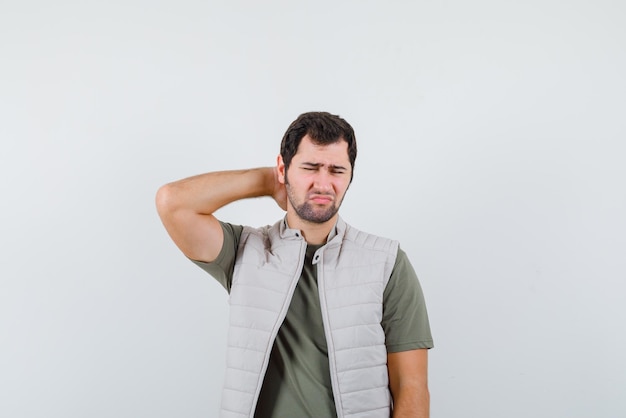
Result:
[1, 1, 625, 417]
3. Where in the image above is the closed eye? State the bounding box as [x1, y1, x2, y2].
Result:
[300, 163, 348, 174]
[301, 163, 321, 171]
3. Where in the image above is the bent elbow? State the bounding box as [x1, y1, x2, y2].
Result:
[155, 183, 177, 218]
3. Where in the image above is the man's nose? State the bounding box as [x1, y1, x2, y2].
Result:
[313, 171, 333, 192]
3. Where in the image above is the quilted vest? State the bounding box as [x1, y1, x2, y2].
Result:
[220, 217, 399, 418]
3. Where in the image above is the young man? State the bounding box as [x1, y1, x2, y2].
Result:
[156, 112, 433, 418]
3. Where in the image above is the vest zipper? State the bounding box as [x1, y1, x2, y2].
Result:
[315, 250, 344, 418]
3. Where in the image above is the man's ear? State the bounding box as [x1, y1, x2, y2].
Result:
[276, 155, 286, 184]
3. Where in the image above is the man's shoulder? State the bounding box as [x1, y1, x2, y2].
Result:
[237, 219, 282, 237]
[227, 219, 289, 251]
[341, 220, 399, 254]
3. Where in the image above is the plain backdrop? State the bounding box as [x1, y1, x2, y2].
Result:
[1, 1, 625, 417]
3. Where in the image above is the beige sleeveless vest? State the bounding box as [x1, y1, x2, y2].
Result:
[220, 217, 398, 418]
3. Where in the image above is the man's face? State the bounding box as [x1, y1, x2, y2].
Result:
[278, 135, 352, 225]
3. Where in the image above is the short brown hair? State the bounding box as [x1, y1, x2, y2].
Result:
[280, 111, 357, 180]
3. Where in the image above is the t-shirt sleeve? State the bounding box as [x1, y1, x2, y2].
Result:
[189, 221, 243, 293]
[382, 247, 434, 352]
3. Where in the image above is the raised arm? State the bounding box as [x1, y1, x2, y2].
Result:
[155, 167, 286, 262]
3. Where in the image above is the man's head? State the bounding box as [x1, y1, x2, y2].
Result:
[277, 112, 357, 226]
[280, 111, 357, 182]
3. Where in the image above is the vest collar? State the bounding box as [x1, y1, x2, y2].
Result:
[279, 216, 347, 245]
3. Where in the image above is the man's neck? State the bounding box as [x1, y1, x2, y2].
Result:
[286, 212, 338, 245]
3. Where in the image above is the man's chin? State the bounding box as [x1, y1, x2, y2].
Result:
[295, 206, 338, 224]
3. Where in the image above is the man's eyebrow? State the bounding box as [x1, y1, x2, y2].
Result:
[301, 162, 348, 171]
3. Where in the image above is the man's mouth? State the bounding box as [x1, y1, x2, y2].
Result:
[309, 194, 333, 204]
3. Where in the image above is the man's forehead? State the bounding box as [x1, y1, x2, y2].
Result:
[295, 136, 350, 160]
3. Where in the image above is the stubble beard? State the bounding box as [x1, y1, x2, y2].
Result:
[285, 178, 343, 225]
